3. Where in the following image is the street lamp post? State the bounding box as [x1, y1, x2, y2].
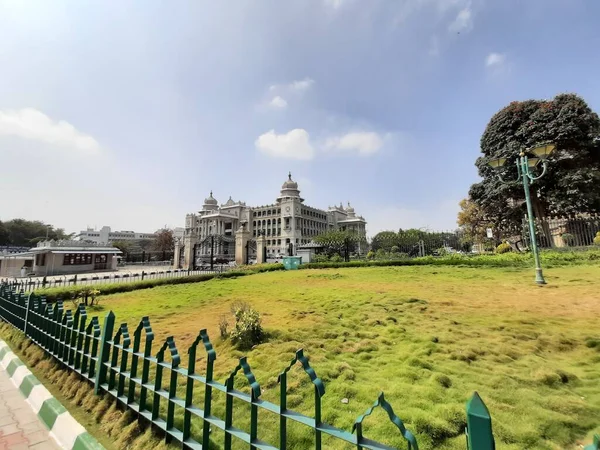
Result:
[488, 142, 556, 285]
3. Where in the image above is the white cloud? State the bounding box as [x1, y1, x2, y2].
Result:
[324, 131, 385, 156]
[448, 6, 473, 33]
[291, 78, 315, 91]
[269, 96, 288, 109]
[269, 78, 315, 93]
[0, 108, 101, 154]
[486, 52, 506, 67]
[255, 129, 315, 160]
[324, 0, 345, 9]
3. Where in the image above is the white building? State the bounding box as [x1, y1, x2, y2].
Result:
[0, 240, 120, 278]
[182, 173, 367, 265]
[76, 226, 155, 245]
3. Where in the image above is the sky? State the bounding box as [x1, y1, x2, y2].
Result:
[1, 0, 599, 237]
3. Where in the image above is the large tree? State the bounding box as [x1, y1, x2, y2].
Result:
[470, 94, 600, 237]
[1, 219, 70, 247]
[152, 228, 174, 252]
[314, 230, 362, 262]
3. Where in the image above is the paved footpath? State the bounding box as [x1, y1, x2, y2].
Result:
[0, 366, 59, 450]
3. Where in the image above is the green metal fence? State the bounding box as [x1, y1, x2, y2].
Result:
[0, 283, 596, 450]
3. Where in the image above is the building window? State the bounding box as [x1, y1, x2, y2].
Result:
[36, 254, 46, 266]
[63, 253, 93, 266]
[277, 239, 281, 245]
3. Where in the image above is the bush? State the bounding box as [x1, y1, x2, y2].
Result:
[366, 251, 375, 260]
[330, 254, 343, 263]
[594, 232, 600, 246]
[391, 245, 400, 253]
[313, 254, 330, 263]
[436, 247, 449, 257]
[561, 233, 576, 247]
[496, 242, 512, 254]
[229, 302, 264, 350]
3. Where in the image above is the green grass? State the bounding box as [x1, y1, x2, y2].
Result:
[21, 263, 600, 449]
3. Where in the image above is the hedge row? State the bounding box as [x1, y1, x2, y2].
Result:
[299, 250, 600, 270]
[37, 264, 286, 301]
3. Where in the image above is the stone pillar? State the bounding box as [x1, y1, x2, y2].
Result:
[235, 227, 250, 265]
[183, 235, 197, 270]
[256, 235, 266, 264]
[173, 240, 182, 269]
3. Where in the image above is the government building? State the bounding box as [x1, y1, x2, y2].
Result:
[180, 174, 367, 267]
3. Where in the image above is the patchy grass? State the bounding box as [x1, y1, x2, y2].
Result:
[10, 264, 600, 449]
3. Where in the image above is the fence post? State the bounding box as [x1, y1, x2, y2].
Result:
[584, 434, 599, 450]
[141, 271, 145, 281]
[94, 311, 115, 395]
[23, 292, 33, 336]
[466, 392, 495, 450]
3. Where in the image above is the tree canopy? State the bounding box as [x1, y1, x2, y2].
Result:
[152, 228, 174, 252]
[0, 219, 70, 247]
[469, 93, 600, 235]
[314, 230, 362, 261]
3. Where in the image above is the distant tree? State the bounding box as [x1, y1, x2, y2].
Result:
[470, 93, 600, 240]
[111, 241, 132, 254]
[370, 231, 397, 252]
[0, 221, 9, 246]
[314, 230, 361, 262]
[2, 219, 70, 246]
[457, 197, 490, 243]
[153, 228, 174, 252]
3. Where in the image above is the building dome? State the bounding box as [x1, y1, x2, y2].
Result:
[281, 172, 298, 190]
[203, 191, 218, 209]
[277, 172, 303, 202]
[346, 202, 356, 218]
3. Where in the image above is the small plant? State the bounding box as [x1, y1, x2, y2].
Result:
[496, 242, 512, 254]
[391, 245, 400, 254]
[561, 233, 576, 247]
[72, 288, 101, 307]
[366, 251, 375, 260]
[594, 231, 600, 246]
[218, 315, 229, 338]
[229, 302, 264, 350]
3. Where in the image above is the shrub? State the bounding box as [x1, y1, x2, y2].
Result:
[561, 233, 576, 247]
[230, 302, 264, 350]
[436, 247, 448, 257]
[218, 315, 229, 338]
[594, 232, 600, 246]
[496, 242, 512, 254]
[366, 251, 375, 260]
[313, 254, 330, 263]
[391, 245, 400, 253]
[330, 254, 343, 263]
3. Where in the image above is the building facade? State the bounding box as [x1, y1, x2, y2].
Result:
[181, 174, 367, 267]
[0, 240, 121, 278]
[76, 226, 156, 245]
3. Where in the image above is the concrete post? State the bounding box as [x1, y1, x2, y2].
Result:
[256, 235, 266, 264]
[235, 226, 250, 265]
[183, 235, 197, 270]
[173, 241, 182, 269]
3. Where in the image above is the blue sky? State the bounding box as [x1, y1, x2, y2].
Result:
[1, 0, 599, 236]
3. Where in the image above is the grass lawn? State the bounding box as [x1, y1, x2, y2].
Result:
[83, 264, 600, 449]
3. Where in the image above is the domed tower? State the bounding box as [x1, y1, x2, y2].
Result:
[277, 172, 304, 256]
[346, 202, 356, 218]
[277, 172, 303, 203]
[202, 191, 218, 211]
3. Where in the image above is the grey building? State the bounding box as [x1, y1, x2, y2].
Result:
[181, 174, 367, 266]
